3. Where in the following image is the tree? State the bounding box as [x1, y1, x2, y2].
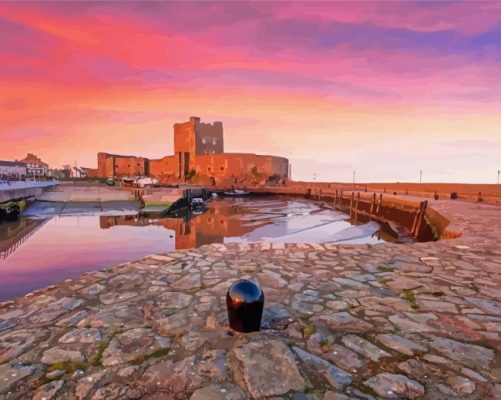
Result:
[61, 165, 72, 179]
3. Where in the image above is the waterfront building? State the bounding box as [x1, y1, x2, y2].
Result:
[0, 160, 27, 181]
[18, 154, 48, 179]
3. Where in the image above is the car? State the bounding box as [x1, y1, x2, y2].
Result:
[121, 177, 135, 186]
[134, 177, 159, 188]
[105, 178, 116, 186]
[0, 180, 10, 186]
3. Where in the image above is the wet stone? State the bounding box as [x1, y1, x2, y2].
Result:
[41, 347, 85, 364]
[29, 297, 84, 323]
[46, 369, 65, 380]
[388, 315, 436, 333]
[322, 344, 364, 371]
[0, 320, 16, 332]
[59, 328, 102, 344]
[76, 371, 105, 399]
[99, 291, 138, 305]
[364, 373, 424, 399]
[429, 336, 494, 370]
[234, 340, 306, 398]
[107, 273, 144, 290]
[156, 291, 193, 310]
[0, 364, 34, 394]
[190, 383, 247, 400]
[33, 380, 64, 400]
[387, 276, 423, 292]
[375, 334, 428, 356]
[56, 310, 88, 327]
[102, 328, 170, 366]
[258, 270, 288, 289]
[262, 303, 293, 330]
[0, 329, 37, 363]
[341, 335, 391, 362]
[171, 273, 201, 290]
[311, 313, 371, 332]
[292, 346, 352, 389]
[446, 375, 475, 395]
[81, 283, 106, 296]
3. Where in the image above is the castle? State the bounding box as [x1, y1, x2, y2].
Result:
[87, 117, 289, 186]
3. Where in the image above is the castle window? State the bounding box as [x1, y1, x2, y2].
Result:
[207, 167, 211, 172]
[220, 166, 224, 171]
[137, 163, 140, 167]
[202, 138, 206, 144]
[212, 140, 216, 145]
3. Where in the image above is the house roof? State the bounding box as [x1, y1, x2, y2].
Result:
[0, 160, 27, 168]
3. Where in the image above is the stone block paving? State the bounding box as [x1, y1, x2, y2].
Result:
[0, 200, 500, 399]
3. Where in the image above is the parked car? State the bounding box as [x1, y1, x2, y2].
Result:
[105, 178, 116, 186]
[0, 179, 9, 186]
[121, 177, 135, 186]
[134, 177, 159, 188]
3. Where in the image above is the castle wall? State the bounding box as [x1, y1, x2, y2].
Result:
[193, 153, 289, 183]
[96, 152, 148, 178]
[149, 155, 178, 182]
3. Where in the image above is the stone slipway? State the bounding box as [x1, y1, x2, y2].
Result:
[0, 199, 500, 399]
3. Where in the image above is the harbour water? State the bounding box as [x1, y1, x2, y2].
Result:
[0, 197, 384, 301]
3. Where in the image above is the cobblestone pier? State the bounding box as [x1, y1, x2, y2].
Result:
[0, 199, 500, 399]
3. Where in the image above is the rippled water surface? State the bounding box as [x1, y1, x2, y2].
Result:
[0, 197, 384, 300]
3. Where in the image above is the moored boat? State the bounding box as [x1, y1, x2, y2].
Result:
[223, 189, 250, 197]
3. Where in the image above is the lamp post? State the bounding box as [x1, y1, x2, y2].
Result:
[419, 170, 422, 183]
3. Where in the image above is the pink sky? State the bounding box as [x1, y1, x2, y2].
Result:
[1, 1, 500, 182]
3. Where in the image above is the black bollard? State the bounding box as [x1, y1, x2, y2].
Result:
[226, 280, 264, 333]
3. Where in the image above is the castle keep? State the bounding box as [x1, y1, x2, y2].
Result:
[88, 117, 289, 186]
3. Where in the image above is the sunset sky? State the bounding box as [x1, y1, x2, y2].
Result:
[1, 1, 500, 182]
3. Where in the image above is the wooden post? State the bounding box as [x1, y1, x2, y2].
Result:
[414, 200, 428, 239]
[354, 192, 360, 224]
[349, 192, 354, 220]
[376, 194, 383, 214]
[411, 206, 420, 236]
[369, 192, 376, 221]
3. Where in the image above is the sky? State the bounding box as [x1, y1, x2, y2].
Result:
[0, 1, 500, 183]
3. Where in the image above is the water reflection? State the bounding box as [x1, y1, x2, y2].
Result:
[0, 197, 385, 300]
[100, 197, 384, 248]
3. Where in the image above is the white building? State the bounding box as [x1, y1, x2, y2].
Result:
[0, 160, 27, 180]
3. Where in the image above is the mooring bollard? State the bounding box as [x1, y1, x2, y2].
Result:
[226, 279, 264, 333]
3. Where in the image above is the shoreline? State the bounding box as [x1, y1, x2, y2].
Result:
[0, 198, 500, 398]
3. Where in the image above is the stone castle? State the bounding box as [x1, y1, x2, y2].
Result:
[87, 117, 289, 186]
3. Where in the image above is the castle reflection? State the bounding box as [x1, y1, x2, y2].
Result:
[99, 200, 270, 250]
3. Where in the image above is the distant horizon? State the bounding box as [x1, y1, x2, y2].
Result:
[1, 1, 500, 183]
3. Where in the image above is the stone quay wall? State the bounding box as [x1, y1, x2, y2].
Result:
[0, 199, 500, 399]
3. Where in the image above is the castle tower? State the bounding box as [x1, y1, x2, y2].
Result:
[173, 116, 224, 179]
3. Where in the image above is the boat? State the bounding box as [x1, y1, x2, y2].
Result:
[223, 189, 250, 197]
[190, 197, 205, 209]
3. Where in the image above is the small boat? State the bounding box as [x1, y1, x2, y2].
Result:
[190, 197, 205, 209]
[224, 189, 250, 197]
